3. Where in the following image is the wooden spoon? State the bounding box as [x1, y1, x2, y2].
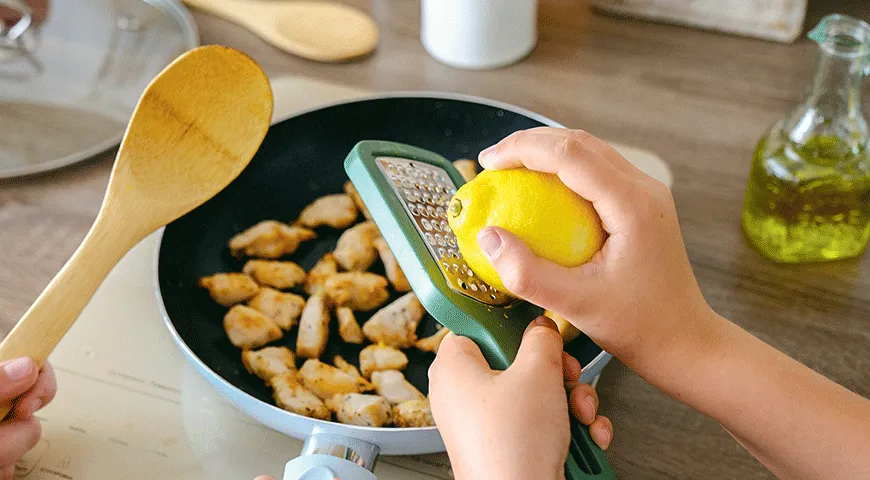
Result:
[183, 0, 379, 62]
[0, 45, 273, 418]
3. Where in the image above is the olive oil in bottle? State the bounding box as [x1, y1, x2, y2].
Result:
[742, 14, 870, 263]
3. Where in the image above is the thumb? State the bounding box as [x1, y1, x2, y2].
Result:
[0, 358, 38, 403]
[511, 317, 564, 379]
[477, 226, 590, 311]
[428, 333, 492, 389]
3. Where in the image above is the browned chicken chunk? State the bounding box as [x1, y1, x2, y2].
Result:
[229, 220, 316, 259]
[371, 370, 425, 405]
[269, 372, 330, 420]
[223, 305, 283, 349]
[305, 252, 338, 296]
[362, 292, 426, 348]
[198, 272, 260, 307]
[344, 181, 372, 220]
[333, 355, 364, 380]
[298, 194, 358, 229]
[296, 293, 331, 359]
[373, 237, 411, 292]
[392, 398, 435, 427]
[359, 343, 408, 378]
[326, 393, 392, 427]
[334, 221, 380, 271]
[336, 307, 364, 344]
[324, 272, 390, 312]
[247, 288, 305, 330]
[242, 260, 307, 289]
[298, 359, 373, 399]
[242, 346, 296, 381]
[415, 326, 450, 353]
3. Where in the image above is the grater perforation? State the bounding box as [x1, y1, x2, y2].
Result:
[375, 156, 511, 306]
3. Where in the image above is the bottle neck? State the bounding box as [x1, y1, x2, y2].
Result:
[785, 48, 868, 153]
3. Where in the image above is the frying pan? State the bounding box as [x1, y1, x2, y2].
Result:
[154, 93, 613, 477]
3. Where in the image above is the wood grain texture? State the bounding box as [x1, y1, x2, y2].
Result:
[182, 0, 380, 62]
[590, 0, 808, 43]
[1, 0, 868, 478]
[0, 45, 273, 418]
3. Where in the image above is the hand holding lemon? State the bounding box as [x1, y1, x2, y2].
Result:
[447, 127, 712, 375]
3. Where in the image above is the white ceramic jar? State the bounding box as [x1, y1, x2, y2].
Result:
[420, 0, 537, 70]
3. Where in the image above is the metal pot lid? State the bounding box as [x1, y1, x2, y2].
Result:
[0, 0, 198, 179]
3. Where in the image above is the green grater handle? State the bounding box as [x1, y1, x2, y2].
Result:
[566, 416, 617, 479]
[343, 140, 616, 480]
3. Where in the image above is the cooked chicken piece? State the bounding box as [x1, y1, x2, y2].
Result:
[198, 272, 260, 307]
[415, 326, 450, 353]
[372, 237, 411, 292]
[298, 194, 358, 229]
[223, 305, 283, 349]
[344, 181, 371, 220]
[371, 370, 425, 405]
[393, 398, 435, 427]
[305, 252, 338, 296]
[324, 272, 390, 312]
[229, 220, 316, 259]
[362, 292, 426, 348]
[326, 393, 392, 427]
[296, 293, 331, 359]
[336, 307, 364, 344]
[334, 221, 380, 271]
[453, 159, 478, 182]
[298, 359, 372, 399]
[242, 346, 296, 381]
[247, 288, 305, 330]
[242, 260, 307, 290]
[269, 372, 330, 420]
[359, 343, 408, 378]
[333, 355, 364, 380]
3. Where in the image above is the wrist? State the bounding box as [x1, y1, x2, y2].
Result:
[624, 304, 731, 394]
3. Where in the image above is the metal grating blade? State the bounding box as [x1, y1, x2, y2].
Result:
[375, 156, 511, 306]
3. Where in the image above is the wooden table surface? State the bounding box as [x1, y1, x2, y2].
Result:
[2, 1, 869, 478]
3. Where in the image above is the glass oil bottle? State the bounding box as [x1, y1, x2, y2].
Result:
[742, 14, 870, 263]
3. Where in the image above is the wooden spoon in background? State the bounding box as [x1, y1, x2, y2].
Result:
[0, 45, 273, 418]
[183, 0, 380, 62]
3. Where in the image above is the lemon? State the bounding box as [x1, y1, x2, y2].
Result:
[544, 310, 582, 343]
[447, 168, 605, 296]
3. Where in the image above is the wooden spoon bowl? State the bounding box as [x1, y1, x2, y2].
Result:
[0, 45, 273, 418]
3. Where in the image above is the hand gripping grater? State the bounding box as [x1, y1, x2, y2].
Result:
[344, 140, 616, 480]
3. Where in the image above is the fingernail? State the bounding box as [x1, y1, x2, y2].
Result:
[581, 396, 596, 422]
[599, 427, 613, 450]
[479, 145, 497, 162]
[525, 316, 558, 335]
[477, 228, 503, 257]
[30, 398, 43, 414]
[2, 357, 33, 381]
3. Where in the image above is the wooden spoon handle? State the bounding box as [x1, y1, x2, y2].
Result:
[0, 217, 141, 419]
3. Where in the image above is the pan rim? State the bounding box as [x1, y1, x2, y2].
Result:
[152, 91, 611, 435]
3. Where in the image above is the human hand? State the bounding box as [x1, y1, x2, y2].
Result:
[0, 357, 56, 480]
[428, 317, 613, 480]
[475, 127, 717, 372]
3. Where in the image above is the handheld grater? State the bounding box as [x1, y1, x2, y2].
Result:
[344, 140, 616, 480]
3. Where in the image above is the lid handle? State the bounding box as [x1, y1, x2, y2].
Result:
[0, 0, 32, 43]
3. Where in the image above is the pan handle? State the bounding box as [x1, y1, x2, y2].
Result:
[283, 432, 379, 480]
[565, 416, 617, 480]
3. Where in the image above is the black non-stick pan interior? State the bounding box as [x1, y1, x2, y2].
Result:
[157, 96, 604, 409]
